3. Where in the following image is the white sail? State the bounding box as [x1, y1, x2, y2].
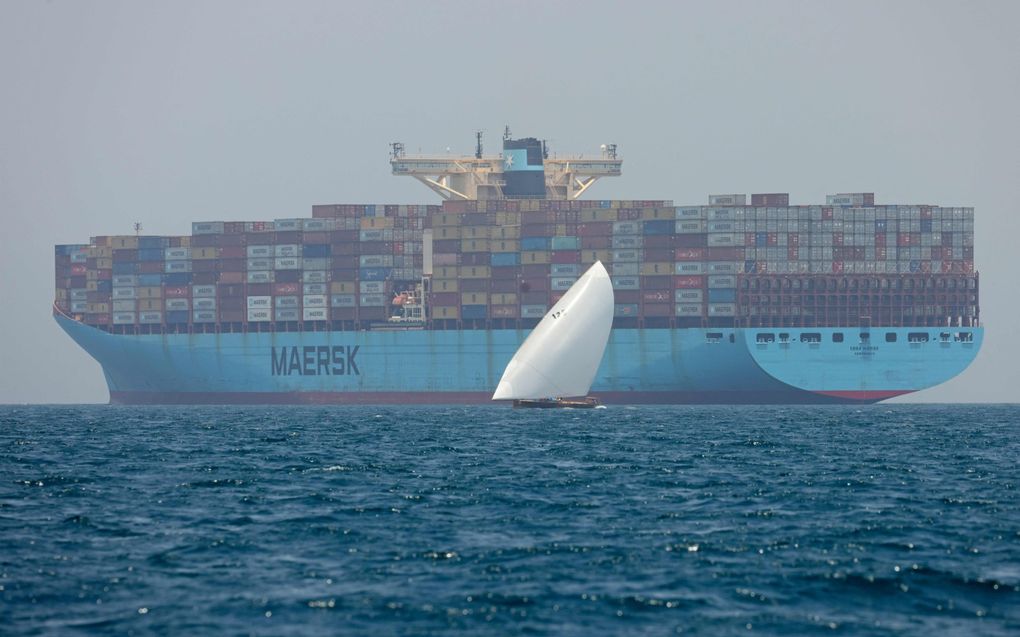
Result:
[492, 261, 614, 400]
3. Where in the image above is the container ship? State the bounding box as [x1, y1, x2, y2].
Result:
[53, 132, 982, 404]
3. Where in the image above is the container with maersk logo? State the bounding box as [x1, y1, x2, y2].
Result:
[302, 308, 328, 321]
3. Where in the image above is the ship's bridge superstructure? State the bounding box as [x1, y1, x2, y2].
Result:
[390, 130, 622, 201]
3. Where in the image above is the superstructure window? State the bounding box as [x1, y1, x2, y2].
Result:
[955, 332, 974, 343]
[778, 333, 790, 343]
[885, 333, 897, 343]
[940, 332, 952, 342]
[800, 332, 822, 343]
[756, 333, 776, 343]
[706, 332, 723, 343]
[832, 333, 844, 343]
[908, 332, 929, 343]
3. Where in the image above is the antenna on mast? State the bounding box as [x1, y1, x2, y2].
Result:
[134, 222, 142, 236]
[475, 131, 483, 159]
[503, 125, 511, 141]
[390, 142, 405, 159]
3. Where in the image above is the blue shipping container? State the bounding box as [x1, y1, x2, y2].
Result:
[461, 304, 487, 320]
[490, 252, 520, 266]
[96, 280, 112, 293]
[756, 233, 767, 247]
[138, 274, 163, 286]
[360, 267, 392, 282]
[303, 244, 331, 258]
[521, 237, 551, 250]
[164, 272, 193, 286]
[138, 237, 169, 250]
[707, 288, 737, 303]
[643, 220, 674, 235]
[166, 310, 190, 324]
[550, 236, 580, 250]
[138, 248, 164, 262]
[744, 261, 756, 273]
[112, 262, 138, 275]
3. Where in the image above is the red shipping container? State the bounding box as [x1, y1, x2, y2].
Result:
[164, 286, 190, 298]
[491, 279, 517, 293]
[219, 272, 244, 284]
[247, 283, 271, 296]
[788, 247, 799, 260]
[675, 234, 708, 248]
[192, 260, 217, 273]
[490, 266, 519, 280]
[615, 290, 640, 303]
[332, 230, 359, 242]
[333, 255, 359, 269]
[833, 233, 844, 247]
[706, 247, 741, 260]
[431, 292, 459, 306]
[551, 250, 580, 264]
[822, 207, 833, 220]
[642, 290, 672, 303]
[193, 272, 217, 285]
[302, 232, 328, 244]
[461, 253, 489, 266]
[641, 275, 672, 290]
[219, 297, 244, 310]
[219, 258, 246, 272]
[577, 222, 612, 237]
[218, 233, 246, 247]
[581, 236, 611, 249]
[312, 205, 340, 218]
[224, 222, 245, 234]
[220, 246, 245, 258]
[789, 233, 800, 246]
[641, 303, 672, 317]
[274, 283, 301, 295]
[675, 247, 704, 261]
[897, 233, 911, 247]
[875, 234, 886, 247]
[461, 279, 489, 292]
[491, 305, 519, 319]
[191, 235, 218, 248]
[219, 309, 245, 322]
[832, 261, 844, 273]
[674, 275, 704, 289]
[332, 242, 358, 256]
[71, 264, 87, 275]
[767, 233, 778, 247]
[645, 248, 674, 262]
[643, 235, 673, 249]
[550, 292, 565, 305]
[521, 264, 550, 278]
[275, 231, 301, 243]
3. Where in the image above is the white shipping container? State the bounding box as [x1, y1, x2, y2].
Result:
[112, 275, 137, 287]
[247, 295, 272, 309]
[551, 277, 577, 291]
[611, 276, 640, 290]
[193, 310, 216, 323]
[708, 303, 736, 317]
[675, 289, 704, 303]
[611, 262, 639, 276]
[247, 258, 272, 270]
[675, 303, 703, 316]
[331, 294, 356, 308]
[192, 221, 224, 235]
[247, 245, 272, 258]
[192, 285, 216, 297]
[112, 287, 137, 299]
[274, 308, 300, 321]
[165, 247, 191, 260]
[301, 219, 329, 231]
[612, 235, 643, 249]
[274, 244, 300, 257]
[70, 301, 88, 313]
[70, 289, 88, 301]
[302, 257, 330, 271]
[521, 305, 547, 318]
[707, 233, 737, 247]
[675, 208, 704, 220]
[302, 308, 329, 321]
[302, 270, 329, 283]
[612, 221, 640, 235]
[303, 294, 327, 308]
[359, 281, 385, 294]
[164, 260, 192, 273]
[139, 311, 162, 324]
[708, 275, 736, 288]
[193, 297, 216, 311]
[275, 295, 299, 308]
[551, 264, 580, 276]
[165, 298, 190, 311]
[275, 257, 301, 270]
[359, 294, 386, 307]
[112, 300, 136, 312]
[112, 312, 136, 325]
[303, 283, 328, 295]
[247, 271, 273, 284]
[675, 262, 706, 275]
[247, 308, 271, 322]
[273, 219, 302, 231]
[675, 220, 705, 233]
[359, 254, 394, 267]
[707, 262, 739, 274]
[708, 194, 746, 206]
[611, 249, 641, 262]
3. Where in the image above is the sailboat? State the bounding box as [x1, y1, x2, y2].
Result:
[492, 261, 614, 408]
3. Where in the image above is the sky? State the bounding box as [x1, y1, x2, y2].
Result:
[1, 0, 1018, 404]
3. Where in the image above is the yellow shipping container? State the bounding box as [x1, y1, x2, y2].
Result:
[641, 207, 675, 220]
[521, 251, 551, 264]
[179, 236, 191, 247]
[640, 262, 673, 275]
[490, 239, 520, 252]
[96, 257, 113, 269]
[491, 226, 520, 239]
[495, 212, 520, 226]
[491, 293, 518, 305]
[476, 200, 487, 213]
[461, 292, 488, 305]
[458, 265, 491, 279]
[432, 279, 459, 292]
[461, 225, 490, 239]
[138, 298, 162, 311]
[87, 303, 110, 313]
[55, 289, 68, 300]
[360, 216, 394, 229]
[87, 246, 113, 258]
[594, 209, 619, 222]
[434, 226, 462, 239]
[433, 213, 462, 227]
[460, 239, 491, 252]
[137, 286, 163, 299]
[432, 305, 459, 319]
[581, 250, 612, 264]
[331, 281, 357, 293]
[192, 247, 220, 260]
[434, 265, 458, 279]
[111, 236, 139, 249]
[86, 280, 99, 290]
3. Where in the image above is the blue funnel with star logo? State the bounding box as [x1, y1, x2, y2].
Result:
[502, 137, 545, 198]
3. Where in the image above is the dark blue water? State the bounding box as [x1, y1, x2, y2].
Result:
[1, 405, 1018, 635]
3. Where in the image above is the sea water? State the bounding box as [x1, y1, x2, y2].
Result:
[1, 405, 1018, 635]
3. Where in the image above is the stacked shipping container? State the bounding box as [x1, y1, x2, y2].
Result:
[54, 193, 978, 333]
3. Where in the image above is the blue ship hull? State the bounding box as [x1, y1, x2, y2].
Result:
[55, 315, 982, 404]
